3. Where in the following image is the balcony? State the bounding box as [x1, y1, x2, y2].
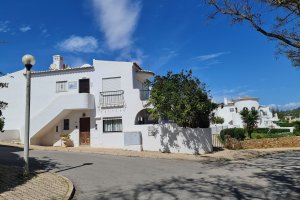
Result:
[140, 90, 150, 101]
[100, 90, 124, 108]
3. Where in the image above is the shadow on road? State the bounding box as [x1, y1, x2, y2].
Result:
[95, 151, 300, 200]
[0, 145, 92, 194]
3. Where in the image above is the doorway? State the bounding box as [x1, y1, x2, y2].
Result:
[80, 117, 90, 145]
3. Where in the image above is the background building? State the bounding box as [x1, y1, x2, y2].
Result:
[214, 97, 279, 128]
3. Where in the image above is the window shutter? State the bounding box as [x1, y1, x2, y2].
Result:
[102, 77, 121, 91]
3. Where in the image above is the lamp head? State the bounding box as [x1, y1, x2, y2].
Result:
[22, 54, 36, 71]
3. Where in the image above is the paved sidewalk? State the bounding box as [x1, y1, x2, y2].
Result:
[2, 141, 300, 161]
[0, 165, 74, 200]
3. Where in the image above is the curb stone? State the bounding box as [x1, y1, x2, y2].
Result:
[54, 173, 75, 200]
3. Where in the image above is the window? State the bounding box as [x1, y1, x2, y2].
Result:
[230, 108, 234, 112]
[243, 107, 248, 111]
[63, 119, 69, 130]
[56, 81, 68, 93]
[102, 77, 121, 91]
[79, 79, 90, 93]
[251, 107, 256, 111]
[103, 118, 122, 132]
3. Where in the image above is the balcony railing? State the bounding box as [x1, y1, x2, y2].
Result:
[140, 90, 150, 101]
[100, 90, 124, 108]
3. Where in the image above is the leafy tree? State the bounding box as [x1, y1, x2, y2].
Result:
[0, 72, 8, 132]
[240, 109, 260, 138]
[147, 70, 218, 128]
[211, 116, 225, 124]
[205, 0, 300, 66]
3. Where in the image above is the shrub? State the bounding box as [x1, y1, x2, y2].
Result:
[252, 132, 300, 139]
[276, 122, 294, 127]
[212, 116, 224, 124]
[293, 121, 300, 133]
[220, 128, 246, 143]
[255, 128, 291, 134]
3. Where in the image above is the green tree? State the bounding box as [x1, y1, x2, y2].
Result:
[147, 70, 218, 128]
[240, 109, 260, 138]
[211, 116, 224, 124]
[205, 0, 300, 66]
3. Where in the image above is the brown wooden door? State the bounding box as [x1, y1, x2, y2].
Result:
[80, 117, 90, 145]
[79, 79, 90, 93]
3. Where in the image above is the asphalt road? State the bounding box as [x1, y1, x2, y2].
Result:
[1, 145, 300, 200]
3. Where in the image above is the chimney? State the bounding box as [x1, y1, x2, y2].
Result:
[50, 55, 64, 70]
[224, 97, 228, 105]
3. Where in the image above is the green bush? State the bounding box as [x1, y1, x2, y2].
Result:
[276, 122, 295, 127]
[220, 128, 246, 143]
[293, 121, 300, 133]
[252, 132, 300, 139]
[255, 128, 291, 134]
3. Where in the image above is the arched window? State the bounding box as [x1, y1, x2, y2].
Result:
[251, 107, 256, 111]
[243, 107, 248, 111]
[135, 109, 158, 125]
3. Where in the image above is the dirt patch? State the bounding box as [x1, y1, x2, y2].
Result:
[242, 136, 300, 149]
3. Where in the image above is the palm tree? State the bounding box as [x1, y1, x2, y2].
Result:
[240, 109, 259, 138]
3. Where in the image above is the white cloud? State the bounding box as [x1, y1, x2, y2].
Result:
[118, 48, 146, 64]
[19, 25, 31, 32]
[269, 102, 300, 111]
[91, 0, 141, 51]
[0, 21, 10, 33]
[65, 56, 88, 67]
[57, 35, 98, 53]
[212, 86, 255, 103]
[194, 52, 230, 62]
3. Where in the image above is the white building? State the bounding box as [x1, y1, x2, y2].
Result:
[0, 55, 212, 154]
[214, 97, 279, 128]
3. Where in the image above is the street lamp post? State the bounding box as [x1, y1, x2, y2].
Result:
[22, 54, 35, 176]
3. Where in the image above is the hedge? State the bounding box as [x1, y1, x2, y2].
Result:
[276, 122, 295, 127]
[220, 128, 246, 143]
[255, 128, 291, 134]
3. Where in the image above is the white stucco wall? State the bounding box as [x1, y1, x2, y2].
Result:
[0, 130, 20, 141]
[134, 124, 213, 154]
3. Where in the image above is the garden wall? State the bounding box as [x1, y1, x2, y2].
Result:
[241, 136, 300, 149]
[135, 123, 213, 154]
[0, 130, 20, 142]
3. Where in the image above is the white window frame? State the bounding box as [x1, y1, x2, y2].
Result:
[103, 117, 122, 133]
[56, 81, 68, 93]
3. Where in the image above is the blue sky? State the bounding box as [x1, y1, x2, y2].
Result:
[0, 0, 299, 110]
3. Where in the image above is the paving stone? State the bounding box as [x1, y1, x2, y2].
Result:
[0, 165, 72, 200]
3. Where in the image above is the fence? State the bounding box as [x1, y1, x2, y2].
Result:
[211, 125, 227, 148]
[212, 134, 224, 148]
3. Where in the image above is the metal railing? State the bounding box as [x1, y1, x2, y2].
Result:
[99, 90, 124, 108]
[140, 90, 150, 101]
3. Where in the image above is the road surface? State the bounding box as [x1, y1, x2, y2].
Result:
[0, 145, 299, 199]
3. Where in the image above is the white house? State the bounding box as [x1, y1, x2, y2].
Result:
[214, 97, 279, 128]
[0, 55, 213, 154]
